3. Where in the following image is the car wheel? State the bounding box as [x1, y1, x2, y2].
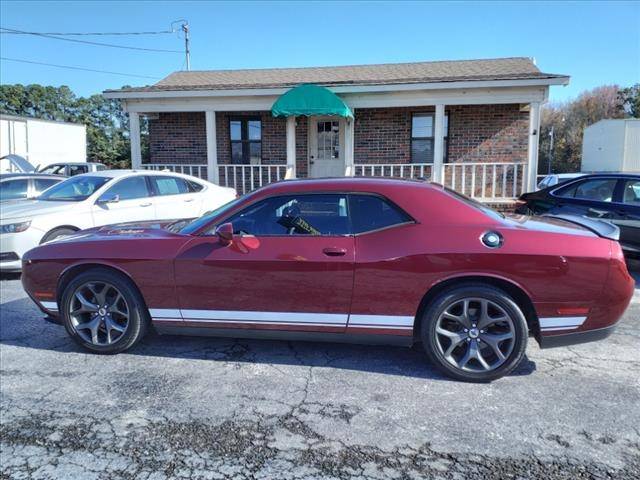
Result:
[421, 284, 528, 382]
[41, 227, 77, 244]
[60, 268, 149, 354]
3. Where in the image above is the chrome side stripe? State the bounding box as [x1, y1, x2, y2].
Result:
[40, 301, 58, 311]
[348, 314, 414, 329]
[182, 309, 348, 324]
[149, 308, 414, 329]
[539, 316, 587, 332]
[149, 308, 181, 319]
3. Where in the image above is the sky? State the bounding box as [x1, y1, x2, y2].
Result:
[0, 0, 638, 103]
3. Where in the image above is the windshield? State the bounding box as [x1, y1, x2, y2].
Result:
[38, 175, 112, 202]
[444, 187, 505, 220]
[180, 197, 244, 234]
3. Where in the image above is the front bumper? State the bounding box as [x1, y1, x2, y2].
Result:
[538, 324, 616, 348]
[0, 228, 43, 271]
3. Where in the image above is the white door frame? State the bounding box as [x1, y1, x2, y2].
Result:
[307, 116, 346, 178]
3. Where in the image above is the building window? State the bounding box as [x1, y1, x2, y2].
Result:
[230, 118, 262, 164]
[411, 113, 448, 163]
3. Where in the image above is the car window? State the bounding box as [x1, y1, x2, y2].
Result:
[556, 178, 617, 202]
[0, 179, 29, 201]
[187, 180, 204, 192]
[151, 176, 190, 196]
[40, 165, 66, 175]
[105, 176, 150, 201]
[39, 176, 112, 202]
[95, 164, 107, 171]
[69, 165, 88, 176]
[227, 194, 349, 236]
[349, 194, 412, 233]
[33, 178, 61, 194]
[622, 179, 640, 205]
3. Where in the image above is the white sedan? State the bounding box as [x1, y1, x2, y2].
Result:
[0, 170, 237, 271]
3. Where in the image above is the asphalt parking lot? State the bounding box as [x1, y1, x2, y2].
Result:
[1, 270, 639, 480]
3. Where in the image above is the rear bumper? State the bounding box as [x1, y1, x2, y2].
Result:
[538, 324, 616, 348]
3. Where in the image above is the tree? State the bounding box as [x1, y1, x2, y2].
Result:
[538, 85, 626, 173]
[0, 83, 139, 169]
[618, 84, 640, 118]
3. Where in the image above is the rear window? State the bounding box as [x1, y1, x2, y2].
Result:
[349, 194, 412, 233]
[151, 176, 190, 196]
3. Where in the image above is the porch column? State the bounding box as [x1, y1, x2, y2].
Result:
[432, 104, 445, 183]
[344, 117, 355, 176]
[205, 111, 219, 184]
[526, 102, 541, 192]
[129, 112, 142, 169]
[286, 116, 296, 179]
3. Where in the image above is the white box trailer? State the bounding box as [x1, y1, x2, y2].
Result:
[581, 119, 640, 172]
[0, 114, 87, 172]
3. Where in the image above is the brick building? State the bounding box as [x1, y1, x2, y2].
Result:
[104, 57, 569, 203]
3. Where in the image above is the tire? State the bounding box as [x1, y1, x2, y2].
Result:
[421, 283, 528, 382]
[60, 268, 149, 354]
[41, 227, 77, 244]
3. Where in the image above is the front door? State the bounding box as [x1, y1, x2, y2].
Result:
[172, 193, 355, 333]
[309, 117, 345, 177]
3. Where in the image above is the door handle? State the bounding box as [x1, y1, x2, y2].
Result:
[184, 198, 195, 202]
[323, 247, 347, 257]
[139, 202, 152, 207]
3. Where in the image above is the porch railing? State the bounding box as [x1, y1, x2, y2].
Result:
[140, 163, 207, 179]
[141, 161, 527, 202]
[219, 164, 288, 195]
[354, 163, 433, 180]
[442, 162, 528, 201]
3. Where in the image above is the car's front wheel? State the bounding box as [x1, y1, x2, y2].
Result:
[60, 268, 149, 353]
[421, 284, 528, 382]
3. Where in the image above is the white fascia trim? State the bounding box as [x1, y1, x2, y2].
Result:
[539, 316, 587, 330]
[103, 77, 569, 100]
[40, 301, 58, 311]
[149, 308, 181, 319]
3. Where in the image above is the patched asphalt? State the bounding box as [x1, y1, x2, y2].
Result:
[1, 269, 639, 479]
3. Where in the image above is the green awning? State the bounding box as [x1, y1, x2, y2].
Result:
[271, 84, 353, 118]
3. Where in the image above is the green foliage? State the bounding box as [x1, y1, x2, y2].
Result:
[0, 84, 147, 169]
[539, 85, 627, 173]
[618, 84, 640, 118]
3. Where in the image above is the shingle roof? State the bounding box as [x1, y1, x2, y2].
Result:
[108, 57, 568, 93]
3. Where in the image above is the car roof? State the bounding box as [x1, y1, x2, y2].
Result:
[72, 169, 207, 181]
[0, 173, 66, 180]
[577, 173, 640, 179]
[252, 176, 438, 194]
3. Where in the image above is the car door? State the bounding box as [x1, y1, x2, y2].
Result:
[614, 177, 640, 252]
[148, 175, 201, 220]
[551, 177, 619, 218]
[91, 175, 156, 226]
[171, 193, 355, 333]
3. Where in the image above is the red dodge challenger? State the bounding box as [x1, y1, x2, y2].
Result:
[21, 178, 634, 382]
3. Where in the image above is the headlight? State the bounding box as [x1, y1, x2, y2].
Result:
[0, 221, 31, 234]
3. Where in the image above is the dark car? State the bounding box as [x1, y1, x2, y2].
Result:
[21, 178, 634, 382]
[515, 173, 640, 257]
[0, 173, 66, 203]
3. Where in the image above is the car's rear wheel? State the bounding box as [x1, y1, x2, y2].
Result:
[421, 284, 528, 382]
[60, 268, 149, 353]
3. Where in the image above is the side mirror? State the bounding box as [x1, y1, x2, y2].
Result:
[215, 222, 234, 246]
[97, 193, 120, 205]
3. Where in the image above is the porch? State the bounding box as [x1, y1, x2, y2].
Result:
[106, 57, 569, 204]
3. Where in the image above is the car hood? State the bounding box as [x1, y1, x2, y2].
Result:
[48, 224, 189, 245]
[0, 199, 79, 222]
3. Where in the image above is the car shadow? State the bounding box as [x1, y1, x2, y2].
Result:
[0, 297, 536, 382]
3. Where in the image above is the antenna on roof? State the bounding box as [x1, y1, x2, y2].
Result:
[172, 19, 190, 71]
